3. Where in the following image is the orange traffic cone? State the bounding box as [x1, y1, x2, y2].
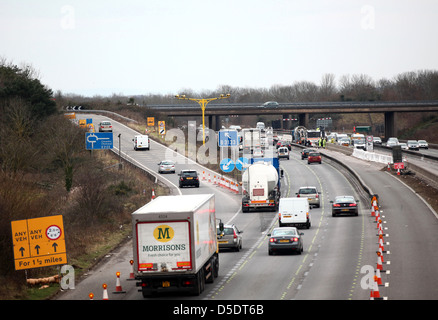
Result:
[127, 260, 135, 280]
[375, 269, 383, 286]
[89, 292, 94, 300]
[102, 283, 109, 300]
[113, 271, 126, 294]
[371, 206, 375, 217]
[378, 247, 385, 263]
[378, 234, 385, 252]
[377, 251, 383, 271]
[377, 219, 383, 233]
[375, 209, 380, 222]
[370, 276, 381, 299]
[151, 189, 156, 200]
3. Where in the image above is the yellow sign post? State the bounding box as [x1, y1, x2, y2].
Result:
[147, 117, 155, 127]
[11, 215, 67, 270]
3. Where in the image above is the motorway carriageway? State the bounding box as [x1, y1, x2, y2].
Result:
[56, 114, 438, 300]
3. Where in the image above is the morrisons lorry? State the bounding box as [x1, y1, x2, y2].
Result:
[132, 194, 220, 297]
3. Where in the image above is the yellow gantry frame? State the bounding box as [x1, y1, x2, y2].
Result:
[175, 94, 230, 144]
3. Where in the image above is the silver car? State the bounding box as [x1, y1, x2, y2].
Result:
[98, 121, 112, 132]
[418, 140, 429, 149]
[268, 227, 304, 255]
[217, 224, 243, 252]
[407, 140, 419, 151]
[296, 186, 321, 208]
[157, 160, 175, 174]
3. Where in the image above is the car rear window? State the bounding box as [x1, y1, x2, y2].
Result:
[299, 188, 317, 194]
[335, 196, 354, 203]
[182, 171, 197, 177]
[272, 229, 297, 236]
[309, 153, 320, 157]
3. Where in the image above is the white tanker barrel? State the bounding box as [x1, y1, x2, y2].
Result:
[242, 162, 279, 192]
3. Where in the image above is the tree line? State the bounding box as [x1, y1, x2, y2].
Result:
[55, 70, 438, 107]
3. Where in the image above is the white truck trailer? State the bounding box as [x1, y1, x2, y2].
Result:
[241, 162, 280, 212]
[132, 194, 220, 297]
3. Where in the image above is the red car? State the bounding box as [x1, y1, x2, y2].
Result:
[307, 152, 322, 164]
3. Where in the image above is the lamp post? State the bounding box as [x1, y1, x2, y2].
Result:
[175, 93, 231, 144]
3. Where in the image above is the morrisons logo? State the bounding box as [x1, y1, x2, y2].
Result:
[153, 225, 174, 243]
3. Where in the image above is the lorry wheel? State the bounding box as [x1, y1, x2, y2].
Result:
[192, 269, 205, 295]
[214, 256, 219, 278]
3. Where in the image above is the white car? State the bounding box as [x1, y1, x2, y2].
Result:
[399, 142, 408, 150]
[386, 137, 399, 147]
[418, 140, 429, 149]
[407, 140, 420, 151]
[157, 160, 175, 174]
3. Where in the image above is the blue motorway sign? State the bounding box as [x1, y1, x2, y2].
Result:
[220, 158, 235, 173]
[235, 157, 249, 171]
[218, 130, 238, 147]
[85, 132, 113, 150]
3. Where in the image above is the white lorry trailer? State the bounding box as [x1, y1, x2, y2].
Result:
[241, 162, 280, 212]
[132, 194, 220, 297]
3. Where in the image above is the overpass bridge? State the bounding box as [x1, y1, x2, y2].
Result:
[148, 100, 438, 138]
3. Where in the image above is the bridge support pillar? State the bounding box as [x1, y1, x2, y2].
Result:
[208, 115, 221, 131]
[298, 113, 309, 128]
[384, 112, 396, 139]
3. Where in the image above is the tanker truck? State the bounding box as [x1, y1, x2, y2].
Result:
[241, 161, 280, 212]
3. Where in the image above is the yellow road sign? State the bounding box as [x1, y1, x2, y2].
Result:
[158, 121, 165, 134]
[11, 215, 67, 270]
[147, 117, 154, 126]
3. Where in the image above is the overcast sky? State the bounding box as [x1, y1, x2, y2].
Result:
[1, 0, 437, 97]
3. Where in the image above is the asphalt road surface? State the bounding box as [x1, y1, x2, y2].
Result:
[56, 115, 438, 301]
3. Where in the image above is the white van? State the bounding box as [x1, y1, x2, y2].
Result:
[133, 135, 150, 150]
[278, 197, 311, 229]
[256, 122, 265, 131]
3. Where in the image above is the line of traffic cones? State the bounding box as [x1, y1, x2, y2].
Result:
[369, 196, 389, 300]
